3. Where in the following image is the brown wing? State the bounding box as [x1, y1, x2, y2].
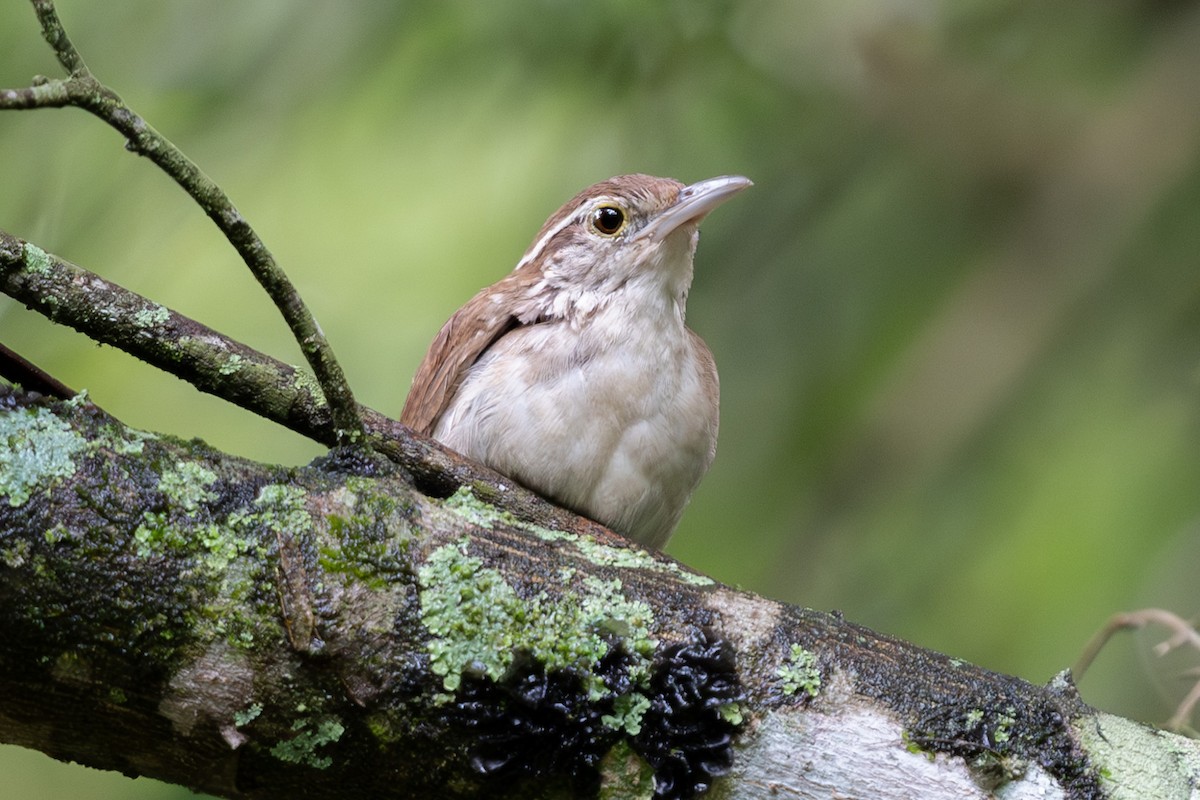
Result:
[400, 285, 521, 435]
[402, 188, 582, 435]
[687, 327, 720, 465]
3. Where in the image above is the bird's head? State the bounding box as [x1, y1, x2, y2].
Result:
[515, 174, 751, 320]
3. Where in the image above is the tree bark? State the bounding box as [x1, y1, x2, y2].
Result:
[1, 386, 1196, 799]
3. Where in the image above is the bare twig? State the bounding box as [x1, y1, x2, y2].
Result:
[1073, 608, 1200, 678]
[0, 0, 365, 445]
[1167, 671, 1200, 733]
[1073, 607, 1200, 731]
[0, 341, 76, 400]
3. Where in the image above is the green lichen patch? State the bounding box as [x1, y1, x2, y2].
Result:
[244, 483, 313, 535]
[0, 404, 87, 506]
[290, 369, 326, 406]
[442, 486, 579, 544]
[132, 461, 221, 557]
[132, 304, 170, 328]
[572, 537, 715, 587]
[132, 513, 190, 557]
[417, 538, 656, 698]
[442, 485, 523, 529]
[601, 691, 651, 736]
[418, 539, 525, 692]
[130, 471, 291, 649]
[319, 481, 413, 592]
[94, 422, 154, 456]
[43, 523, 68, 545]
[1, 538, 32, 568]
[198, 522, 264, 574]
[52, 650, 92, 684]
[991, 711, 1015, 745]
[133, 511, 268, 648]
[159, 461, 218, 513]
[778, 643, 821, 698]
[527, 524, 579, 544]
[444, 487, 714, 587]
[718, 701, 745, 726]
[202, 483, 307, 647]
[234, 702, 263, 728]
[269, 714, 345, 769]
[21, 241, 51, 274]
[218, 354, 245, 376]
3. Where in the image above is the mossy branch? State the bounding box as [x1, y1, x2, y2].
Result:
[0, 228, 604, 536]
[0, 230, 336, 435]
[2, 387, 1198, 799]
[0, 0, 364, 445]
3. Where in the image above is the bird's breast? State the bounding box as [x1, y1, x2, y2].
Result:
[432, 306, 717, 547]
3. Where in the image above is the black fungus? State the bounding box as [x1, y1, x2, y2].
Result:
[454, 648, 637, 794]
[454, 632, 744, 799]
[308, 446, 395, 478]
[631, 631, 743, 800]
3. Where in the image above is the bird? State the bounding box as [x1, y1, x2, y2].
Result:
[401, 173, 751, 549]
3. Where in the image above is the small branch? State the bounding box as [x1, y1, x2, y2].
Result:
[0, 229, 607, 538]
[31, 0, 88, 75]
[1167, 674, 1200, 733]
[0, 77, 71, 109]
[1074, 609, 1200, 679]
[0, 342, 76, 400]
[0, 229, 333, 436]
[0, 0, 365, 446]
[1073, 607, 1200, 731]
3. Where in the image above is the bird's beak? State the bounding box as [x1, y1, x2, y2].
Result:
[639, 175, 753, 243]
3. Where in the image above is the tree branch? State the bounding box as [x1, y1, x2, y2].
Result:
[0, 229, 336, 441]
[3, 386, 1197, 799]
[0, 0, 364, 445]
[0, 228, 608, 534]
[0, 341, 75, 400]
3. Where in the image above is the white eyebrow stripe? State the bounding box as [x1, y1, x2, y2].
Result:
[515, 195, 618, 271]
[516, 211, 578, 271]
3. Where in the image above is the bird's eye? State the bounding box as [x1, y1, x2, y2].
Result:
[590, 204, 626, 237]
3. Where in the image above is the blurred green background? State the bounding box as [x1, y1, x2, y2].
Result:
[3, 0, 1200, 795]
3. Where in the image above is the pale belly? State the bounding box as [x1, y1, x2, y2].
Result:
[432, 320, 717, 548]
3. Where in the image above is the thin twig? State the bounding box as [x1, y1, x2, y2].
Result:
[0, 0, 365, 446]
[0, 230, 333, 438]
[1073, 609, 1200, 678]
[0, 341, 77, 400]
[1074, 608, 1200, 731]
[1167, 676, 1200, 733]
[31, 0, 86, 75]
